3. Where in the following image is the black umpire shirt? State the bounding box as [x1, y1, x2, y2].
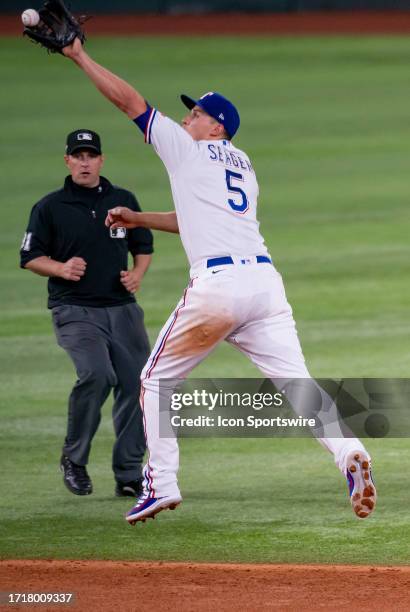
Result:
[20, 176, 154, 308]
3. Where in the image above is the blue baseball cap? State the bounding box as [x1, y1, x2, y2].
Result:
[181, 92, 240, 139]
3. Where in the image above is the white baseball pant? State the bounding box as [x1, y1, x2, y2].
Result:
[140, 258, 368, 498]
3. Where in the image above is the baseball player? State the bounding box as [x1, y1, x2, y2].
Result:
[61, 38, 376, 523]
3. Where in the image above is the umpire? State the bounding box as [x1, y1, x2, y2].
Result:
[20, 129, 153, 498]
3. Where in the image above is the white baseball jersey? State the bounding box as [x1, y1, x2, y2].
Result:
[135, 108, 269, 267]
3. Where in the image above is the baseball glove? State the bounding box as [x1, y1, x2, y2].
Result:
[23, 0, 87, 54]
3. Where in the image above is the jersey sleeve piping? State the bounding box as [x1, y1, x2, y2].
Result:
[133, 105, 157, 144]
[145, 108, 157, 144]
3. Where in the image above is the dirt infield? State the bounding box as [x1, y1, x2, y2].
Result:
[1, 560, 410, 611]
[4, 11, 410, 36]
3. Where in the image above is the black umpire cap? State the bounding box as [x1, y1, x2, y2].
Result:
[66, 129, 102, 155]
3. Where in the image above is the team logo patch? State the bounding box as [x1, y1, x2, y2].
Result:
[77, 132, 93, 141]
[219, 113, 225, 120]
[110, 227, 126, 239]
[200, 92, 214, 99]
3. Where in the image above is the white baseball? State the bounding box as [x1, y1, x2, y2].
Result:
[21, 9, 40, 27]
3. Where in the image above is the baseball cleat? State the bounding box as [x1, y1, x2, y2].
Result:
[346, 451, 377, 519]
[125, 494, 182, 525]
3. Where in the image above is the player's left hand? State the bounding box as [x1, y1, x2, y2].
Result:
[62, 37, 84, 60]
[120, 269, 142, 293]
[23, 0, 86, 55]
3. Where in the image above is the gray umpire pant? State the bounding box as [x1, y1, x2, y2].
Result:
[52, 303, 150, 483]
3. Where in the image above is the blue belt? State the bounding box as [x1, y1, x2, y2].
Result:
[206, 255, 272, 268]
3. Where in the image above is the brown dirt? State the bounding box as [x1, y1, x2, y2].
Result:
[1, 560, 410, 611]
[5, 11, 410, 36]
[167, 317, 235, 356]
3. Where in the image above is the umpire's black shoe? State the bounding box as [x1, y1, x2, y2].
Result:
[115, 478, 143, 498]
[60, 455, 93, 496]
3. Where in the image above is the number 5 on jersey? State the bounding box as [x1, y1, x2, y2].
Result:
[225, 169, 249, 214]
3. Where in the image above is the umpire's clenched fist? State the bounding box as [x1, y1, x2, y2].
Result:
[59, 257, 87, 281]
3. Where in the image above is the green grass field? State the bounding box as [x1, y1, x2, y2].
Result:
[0, 36, 409, 564]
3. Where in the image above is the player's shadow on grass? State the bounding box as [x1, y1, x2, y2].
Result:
[186, 490, 270, 502]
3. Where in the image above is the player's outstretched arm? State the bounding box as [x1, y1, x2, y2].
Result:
[105, 208, 179, 234]
[62, 38, 146, 119]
